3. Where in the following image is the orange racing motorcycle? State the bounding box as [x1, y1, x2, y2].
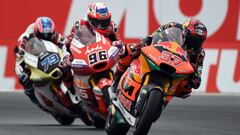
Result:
[106, 28, 194, 135]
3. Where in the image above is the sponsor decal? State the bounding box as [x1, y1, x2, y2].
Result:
[155, 43, 187, 59]
[130, 59, 143, 78]
[112, 98, 136, 126]
[85, 44, 103, 55]
[117, 92, 132, 111]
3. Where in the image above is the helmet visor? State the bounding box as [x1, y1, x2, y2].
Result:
[88, 15, 111, 30]
[186, 35, 204, 53]
[41, 20, 53, 34]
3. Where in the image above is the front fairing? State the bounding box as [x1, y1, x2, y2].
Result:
[141, 42, 194, 75]
[21, 38, 63, 82]
[70, 26, 120, 75]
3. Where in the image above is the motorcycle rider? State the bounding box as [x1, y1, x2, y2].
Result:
[14, 16, 73, 111]
[62, 2, 120, 63]
[18, 16, 67, 48]
[110, 18, 208, 99]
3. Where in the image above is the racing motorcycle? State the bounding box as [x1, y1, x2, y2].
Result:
[19, 37, 91, 125]
[105, 28, 194, 135]
[69, 25, 121, 128]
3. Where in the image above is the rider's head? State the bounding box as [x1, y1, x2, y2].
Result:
[182, 18, 207, 53]
[87, 2, 111, 31]
[35, 17, 55, 39]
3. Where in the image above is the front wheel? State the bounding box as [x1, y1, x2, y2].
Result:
[92, 116, 106, 128]
[51, 113, 75, 125]
[78, 108, 92, 126]
[105, 105, 130, 135]
[133, 90, 164, 135]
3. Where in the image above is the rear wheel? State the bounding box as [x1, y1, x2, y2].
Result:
[133, 90, 164, 135]
[105, 106, 130, 135]
[78, 108, 92, 126]
[68, 102, 92, 126]
[92, 115, 106, 128]
[51, 113, 75, 125]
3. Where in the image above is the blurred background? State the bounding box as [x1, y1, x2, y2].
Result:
[0, 1, 239, 135]
[0, 0, 240, 94]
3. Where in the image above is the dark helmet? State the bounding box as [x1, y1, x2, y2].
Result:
[87, 2, 111, 30]
[182, 19, 207, 53]
[35, 17, 55, 38]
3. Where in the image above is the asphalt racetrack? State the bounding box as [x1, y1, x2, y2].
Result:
[0, 92, 239, 135]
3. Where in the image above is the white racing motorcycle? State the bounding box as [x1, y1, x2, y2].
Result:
[19, 37, 91, 125]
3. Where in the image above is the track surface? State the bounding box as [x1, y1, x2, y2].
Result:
[0, 92, 240, 135]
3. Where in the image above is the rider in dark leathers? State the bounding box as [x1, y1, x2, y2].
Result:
[110, 18, 207, 99]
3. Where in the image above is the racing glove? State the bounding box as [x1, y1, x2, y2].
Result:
[59, 45, 73, 70]
[19, 72, 32, 89]
[112, 41, 124, 49]
[61, 54, 72, 67]
[189, 73, 201, 89]
[189, 63, 202, 89]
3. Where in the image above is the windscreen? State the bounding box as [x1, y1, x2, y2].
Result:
[74, 25, 96, 45]
[153, 27, 184, 46]
[163, 27, 184, 46]
[23, 37, 47, 56]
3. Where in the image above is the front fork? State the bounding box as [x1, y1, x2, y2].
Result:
[134, 74, 167, 119]
[89, 71, 113, 115]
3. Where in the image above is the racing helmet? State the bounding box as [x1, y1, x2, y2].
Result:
[87, 2, 111, 30]
[182, 18, 207, 53]
[35, 17, 55, 38]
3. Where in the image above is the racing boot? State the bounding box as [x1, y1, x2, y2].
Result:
[69, 101, 92, 126]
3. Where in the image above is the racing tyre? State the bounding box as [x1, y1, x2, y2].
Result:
[51, 113, 75, 125]
[133, 90, 163, 135]
[105, 108, 130, 135]
[92, 116, 106, 128]
[78, 108, 92, 126]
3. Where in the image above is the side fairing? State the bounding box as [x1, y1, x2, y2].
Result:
[129, 54, 151, 83]
[27, 40, 63, 81]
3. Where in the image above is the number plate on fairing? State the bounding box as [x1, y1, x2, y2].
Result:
[38, 52, 60, 73]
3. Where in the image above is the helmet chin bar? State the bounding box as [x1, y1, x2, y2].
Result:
[43, 33, 49, 37]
